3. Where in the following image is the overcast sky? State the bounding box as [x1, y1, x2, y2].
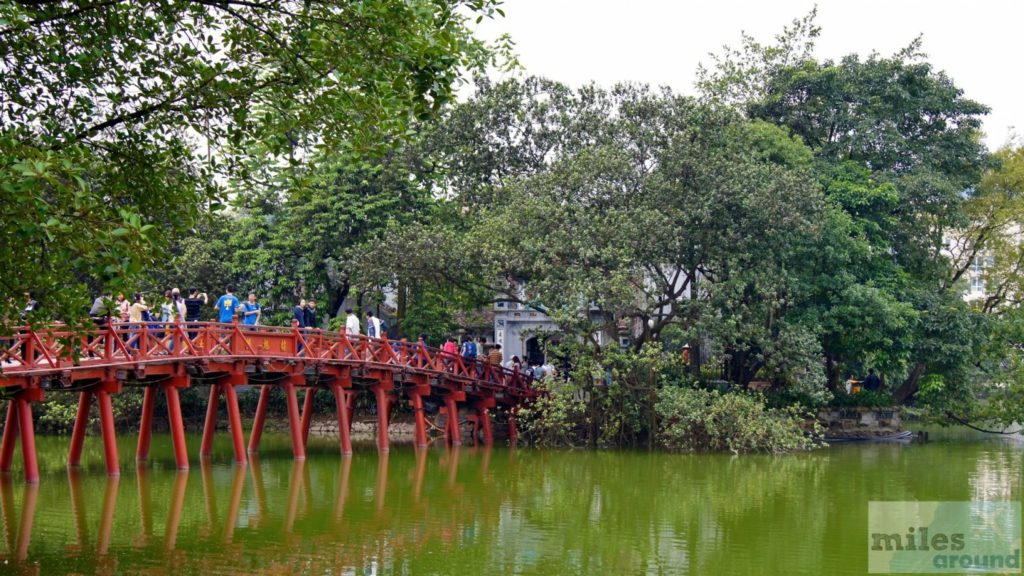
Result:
[473, 0, 1022, 150]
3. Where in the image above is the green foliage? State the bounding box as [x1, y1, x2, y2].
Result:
[656, 386, 822, 454]
[35, 389, 143, 434]
[517, 344, 821, 453]
[1, 0, 504, 330]
[515, 386, 591, 449]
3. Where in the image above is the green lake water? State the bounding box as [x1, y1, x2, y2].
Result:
[0, 431, 1020, 575]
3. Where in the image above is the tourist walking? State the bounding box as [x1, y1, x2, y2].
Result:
[20, 292, 39, 322]
[160, 290, 175, 322]
[116, 292, 130, 323]
[344, 308, 360, 336]
[215, 286, 240, 323]
[460, 335, 477, 362]
[863, 368, 882, 391]
[172, 288, 187, 322]
[129, 294, 149, 323]
[304, 299, 317, 329]
[442, 336, 458, 371]
[488, 344, 503, 366]
[128, 293, 149, 351]
[89, 292, 112, 329]
[241, 292, 261, 326]
[366, 310, 381, 338]
[184, 289, 207, 322]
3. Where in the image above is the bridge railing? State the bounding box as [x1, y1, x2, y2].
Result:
[0, 321, 537, 396]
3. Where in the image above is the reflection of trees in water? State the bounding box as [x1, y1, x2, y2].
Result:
[0, 442, 1021, 574]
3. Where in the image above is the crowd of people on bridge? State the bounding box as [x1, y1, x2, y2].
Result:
[8, 286, 560, 380]
[81, 286, 561, 377]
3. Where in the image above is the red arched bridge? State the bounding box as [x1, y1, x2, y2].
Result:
[0, 321, 538, 482]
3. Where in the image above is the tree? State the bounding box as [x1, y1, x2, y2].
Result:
[0, 0, 504, 332]
[700, 17, 992, 403]
[360, 79, 828, 396]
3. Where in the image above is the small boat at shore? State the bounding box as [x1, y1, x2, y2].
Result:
[824, 430, 914, 443]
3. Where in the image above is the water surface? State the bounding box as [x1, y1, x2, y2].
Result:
[0, 432, 1019, 574]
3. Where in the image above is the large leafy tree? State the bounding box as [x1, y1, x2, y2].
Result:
[0, 0, 503, 331]
[701, 15, 992, 401]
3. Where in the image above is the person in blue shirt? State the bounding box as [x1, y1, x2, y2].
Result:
[241, 292, 261, 326]
[215, 286, 240, 323]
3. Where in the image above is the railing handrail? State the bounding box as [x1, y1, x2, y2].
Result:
[0, 321, 537, 396]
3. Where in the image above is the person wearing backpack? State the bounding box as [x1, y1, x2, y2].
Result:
[460, 335, 477, 361]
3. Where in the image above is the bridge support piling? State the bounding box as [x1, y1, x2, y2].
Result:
[373, 385, 390, 453]
[410, 393, 428, 449]
[17, 399, 39, 483]
[330, 384, 352, 456]
[97, 387, 120, 477]
[68, 391, 92, 467]
[136, 387, 156, 462]
[164, 383, 189, 470]
[301, 388, 316, 446]
[223, 381, 247, 464]
[1, 400, 19, 473]
[248, 385, 272, 454]
[200, 385, 220, 459]
[477, 405, 493, 447]
[444, 396, 462, 447]
[283, 379, 306, 460]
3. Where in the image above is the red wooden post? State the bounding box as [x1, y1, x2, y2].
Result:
[136, 387, 156, 461]
[200, 384, 220, 458]
[16, 399, 39, 483]
[371, 375, 392, 453]
[445, 395, 462, 447]
[330, 384, 352, 456]
[347, 389, 355, 431]
[410, 392, 428, 449]
[247, 385, 272, 454]
[300, 387, 316, 446]
[223, 379, 247, 464]
[96, 388, 119, 477]
[478, 405, 493, 447]
[164, 382, 189, 470]
[0, 400, 19, 472]
[67, 391, 92, 467]
[283, 378, 306, 460]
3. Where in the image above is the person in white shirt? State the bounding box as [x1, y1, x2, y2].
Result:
[171, 288, 187, 321]
[366, 310, 382, 338]
[344, 308, 360, 336]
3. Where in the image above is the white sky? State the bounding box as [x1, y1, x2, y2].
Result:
[473, 0, 1022, 150]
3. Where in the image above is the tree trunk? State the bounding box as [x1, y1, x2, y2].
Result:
[687, 266, 702, 379]
[893, 363, 925, 404]
[825, 354, 842, 393]
[396, 281, 408, 339]
[327, 280, 350, 319]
